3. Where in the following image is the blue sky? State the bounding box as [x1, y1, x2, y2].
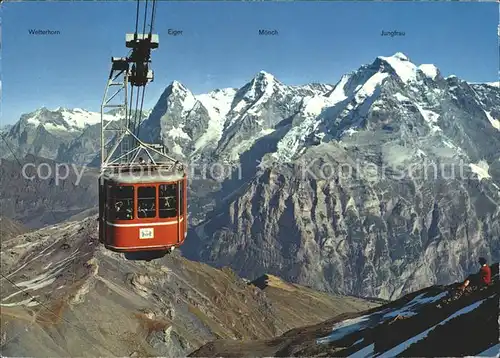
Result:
[1, 1, 498, 124]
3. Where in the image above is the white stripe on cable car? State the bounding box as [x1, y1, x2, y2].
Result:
[106, 244, 174, 250]
[105, 217, 184, 227]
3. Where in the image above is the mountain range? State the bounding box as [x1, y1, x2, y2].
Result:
[2, 52, 499, 301]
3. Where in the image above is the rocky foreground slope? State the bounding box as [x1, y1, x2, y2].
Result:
[0, 216, 378, 357]
[192, 265, 499, 357]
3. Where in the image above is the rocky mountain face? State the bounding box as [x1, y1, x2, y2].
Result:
[192, 265, 499, 357]
[0, 217, 378, 357]
[0, 155, 99, 228]
[137, 52, 500, 300]
[0, 107, 150, 166]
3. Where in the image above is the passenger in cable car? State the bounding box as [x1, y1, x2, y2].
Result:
[113, 200, 133, 220]
[159, 184, 177, 218]
[138, 201, 155, 218]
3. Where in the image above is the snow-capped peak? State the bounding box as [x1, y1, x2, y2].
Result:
[255, 70, 275, 83]
[391, 52, 410, 61]
[171, 80, 189, 93]
[249, 70, 280, 94]
[377, 52, 418, 83]
[230, 70, 281, 114]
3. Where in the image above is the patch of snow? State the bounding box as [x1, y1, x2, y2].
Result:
[415, 104, 441, 133]
[394, 93, 410, 102]
[5, 233, 67, 279]
[44, 122, 70, 132]
[443, 140, 455, 149]
[197, 88, 236, 122]
[484, 110, 500, 131]
[317, 314, 373, 344]
[62, 108, 116, 129]
[0, 297, 39, 307]
[192, 89, 236, 152]
[260, 128, 275, 136]
[378, 53, 418, 83]
[348, 343, 375, 358]
[344, 128, 358, 136]
[171, 81, 198, 117]
[302, 96, 328, 117]
[328, 75, 350, 103]
[469, 160, 491, 181]
[418, 64, 439, 80]
[167, 126, 191, 141]
[2, 275, 57, 301]
[13, 242, 37, 249]
[477, 343, 500, 357]
[301, 82, 349, 118]
[232, 99, 247, 114]
[273, 115, 321, 162]
[377, 299, 488, 357]
[171, 143, 184, 156]
[355, 72, 389, 102]
[192, 98, 231, 151]
[383, 291, 448, 319]
[26, 117, 41, 126]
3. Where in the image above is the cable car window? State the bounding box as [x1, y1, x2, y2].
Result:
[159, 183, 177, 218]
[108, 185, 134, 220]
[138, 186, 156, 218]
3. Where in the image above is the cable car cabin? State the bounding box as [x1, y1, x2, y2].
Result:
[98, 165, 187, 257]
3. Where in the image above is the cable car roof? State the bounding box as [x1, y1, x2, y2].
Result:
[101, 167, 185, 184]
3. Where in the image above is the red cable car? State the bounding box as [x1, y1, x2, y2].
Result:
[98, 163, 187, 256]
[98, 12, 188, 259]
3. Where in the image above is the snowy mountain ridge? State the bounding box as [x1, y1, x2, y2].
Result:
[0, 107, 150, 165]
[141, 69, 333, 160]
[21, 107, 122, 133]
[140, 52, 499, 166]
